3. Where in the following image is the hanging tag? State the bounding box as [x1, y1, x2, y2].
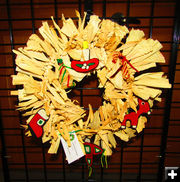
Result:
[61, 132, 84, 164]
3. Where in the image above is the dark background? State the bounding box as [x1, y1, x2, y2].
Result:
[0, 0, 180, 181]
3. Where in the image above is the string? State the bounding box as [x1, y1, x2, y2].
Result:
[59, 65, 64, 75]
[88, 166, 92, 177]
[61, 69, 66, 83]
[58, 130, 82, 136]
[58, 59, 74, 87]
[122, 56, 139, 73]
[58, 62, 73, 70]
[105, 155, 108, 168]
[67, 75, 70, 88]
[71, 130, 82, 133]
[63, 64, 73, 70]
[101, 149, 108, 168]
[101, 154, 104, 168]
[112, 53, 139, 73]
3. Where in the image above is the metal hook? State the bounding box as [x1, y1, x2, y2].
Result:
[111, 12, 141, 25]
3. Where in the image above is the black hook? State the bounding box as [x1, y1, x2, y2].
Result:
[84, 0, 93, 24]
[111, 12, 141, 25]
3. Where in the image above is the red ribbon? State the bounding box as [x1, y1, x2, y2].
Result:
[113, 54, 139, 73]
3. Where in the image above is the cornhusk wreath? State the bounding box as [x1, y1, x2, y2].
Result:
[11, 11, 171, 167]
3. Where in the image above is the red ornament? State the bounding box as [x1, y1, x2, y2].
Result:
[121, 98, 151, 129]
[71, 58, 99, 73]
[84, 142, 104, 167]
[28, 109, 49, 138]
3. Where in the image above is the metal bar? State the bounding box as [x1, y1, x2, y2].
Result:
[0, 0, 176, 6]
[30, 0, 35, 33]
[100, 3, 107, 180]
[94, 0, 176, 4]
[5, 147, 162, 153]
[0, 126, 166, 130]
[83, 1, 94, 181]
[137, 131, 145, 182]
[53, 2, 64, 182]
[119, 1, 131, 181]
[42, 143, 48, 182]
[79, 87, 85, 181]
[157, 0, 180, 181]
[149, 0, 155, 39]
[54, 0, 58, 23]
[0, 25, 175, 33]
[7, 161, 160, 166]
[119, 142, 124, 182]
[102, 0, 106, 18]
[38, 0, 47, 173]
[62, 148, 66, 182]
[84, 0, 93, 23]
[9, 180, 67, 182]
[0, 16, 176, 22]
[0, 40, 174, 45]
[1, 132, 163, 136]
[84, 0, 93, 12]
[0, 109, 10, 182]
[126, 0, 130, 27]
[0, 43, 26, 46]
[78, 0, 82, 15]
[0, 1, 86, 6]
[5, 0, 30, 181]
[137, 1, 155, 181]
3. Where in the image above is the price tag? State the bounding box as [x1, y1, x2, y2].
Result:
[61, 132, 84, 164]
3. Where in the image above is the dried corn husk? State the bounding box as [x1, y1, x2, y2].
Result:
[11, 11, 171, 159]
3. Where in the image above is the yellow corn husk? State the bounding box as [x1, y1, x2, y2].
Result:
[102, 140, 112, 156]
[48, 131, 61, 154]
[136, 116, 147, 133]
[107, 131, 117, 148]
[134, 72, 171, 88]
[61, 14, 79, 38]
[94, 134, 101, 146]
[114, 130, 129, 142]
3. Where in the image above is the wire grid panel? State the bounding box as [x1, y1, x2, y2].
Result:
[0, 0, 179, 182]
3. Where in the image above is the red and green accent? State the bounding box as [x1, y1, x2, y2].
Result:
[84, 142, 107, 176]
[84, 142, 103, 167]
[28, 109, 49, 138]
[71, 58, 99, 73]
[57, 59, 75, 88]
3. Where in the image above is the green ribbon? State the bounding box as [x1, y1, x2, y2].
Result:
[61, 69, 66, 83]
[59, 130, 82, 136]
[57, 59, 72, 70]
[88, 166, 93, 177]
[57, 59, 75, 87]
[101, 149, 108, 168]
[57, 59, 63, 64]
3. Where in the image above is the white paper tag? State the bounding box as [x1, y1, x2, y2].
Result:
[61, 132, 84, 164]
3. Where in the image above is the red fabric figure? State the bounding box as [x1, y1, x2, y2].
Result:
[84, 142, 104, 167]
[71, 58, 99, 73]
[121, 98, 151, 129]
[29, 109, 49, 138]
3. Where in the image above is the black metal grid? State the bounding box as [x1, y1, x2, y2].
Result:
[0, 0, 180, 182]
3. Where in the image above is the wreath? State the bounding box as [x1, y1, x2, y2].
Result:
[11, 11, 171, 171]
